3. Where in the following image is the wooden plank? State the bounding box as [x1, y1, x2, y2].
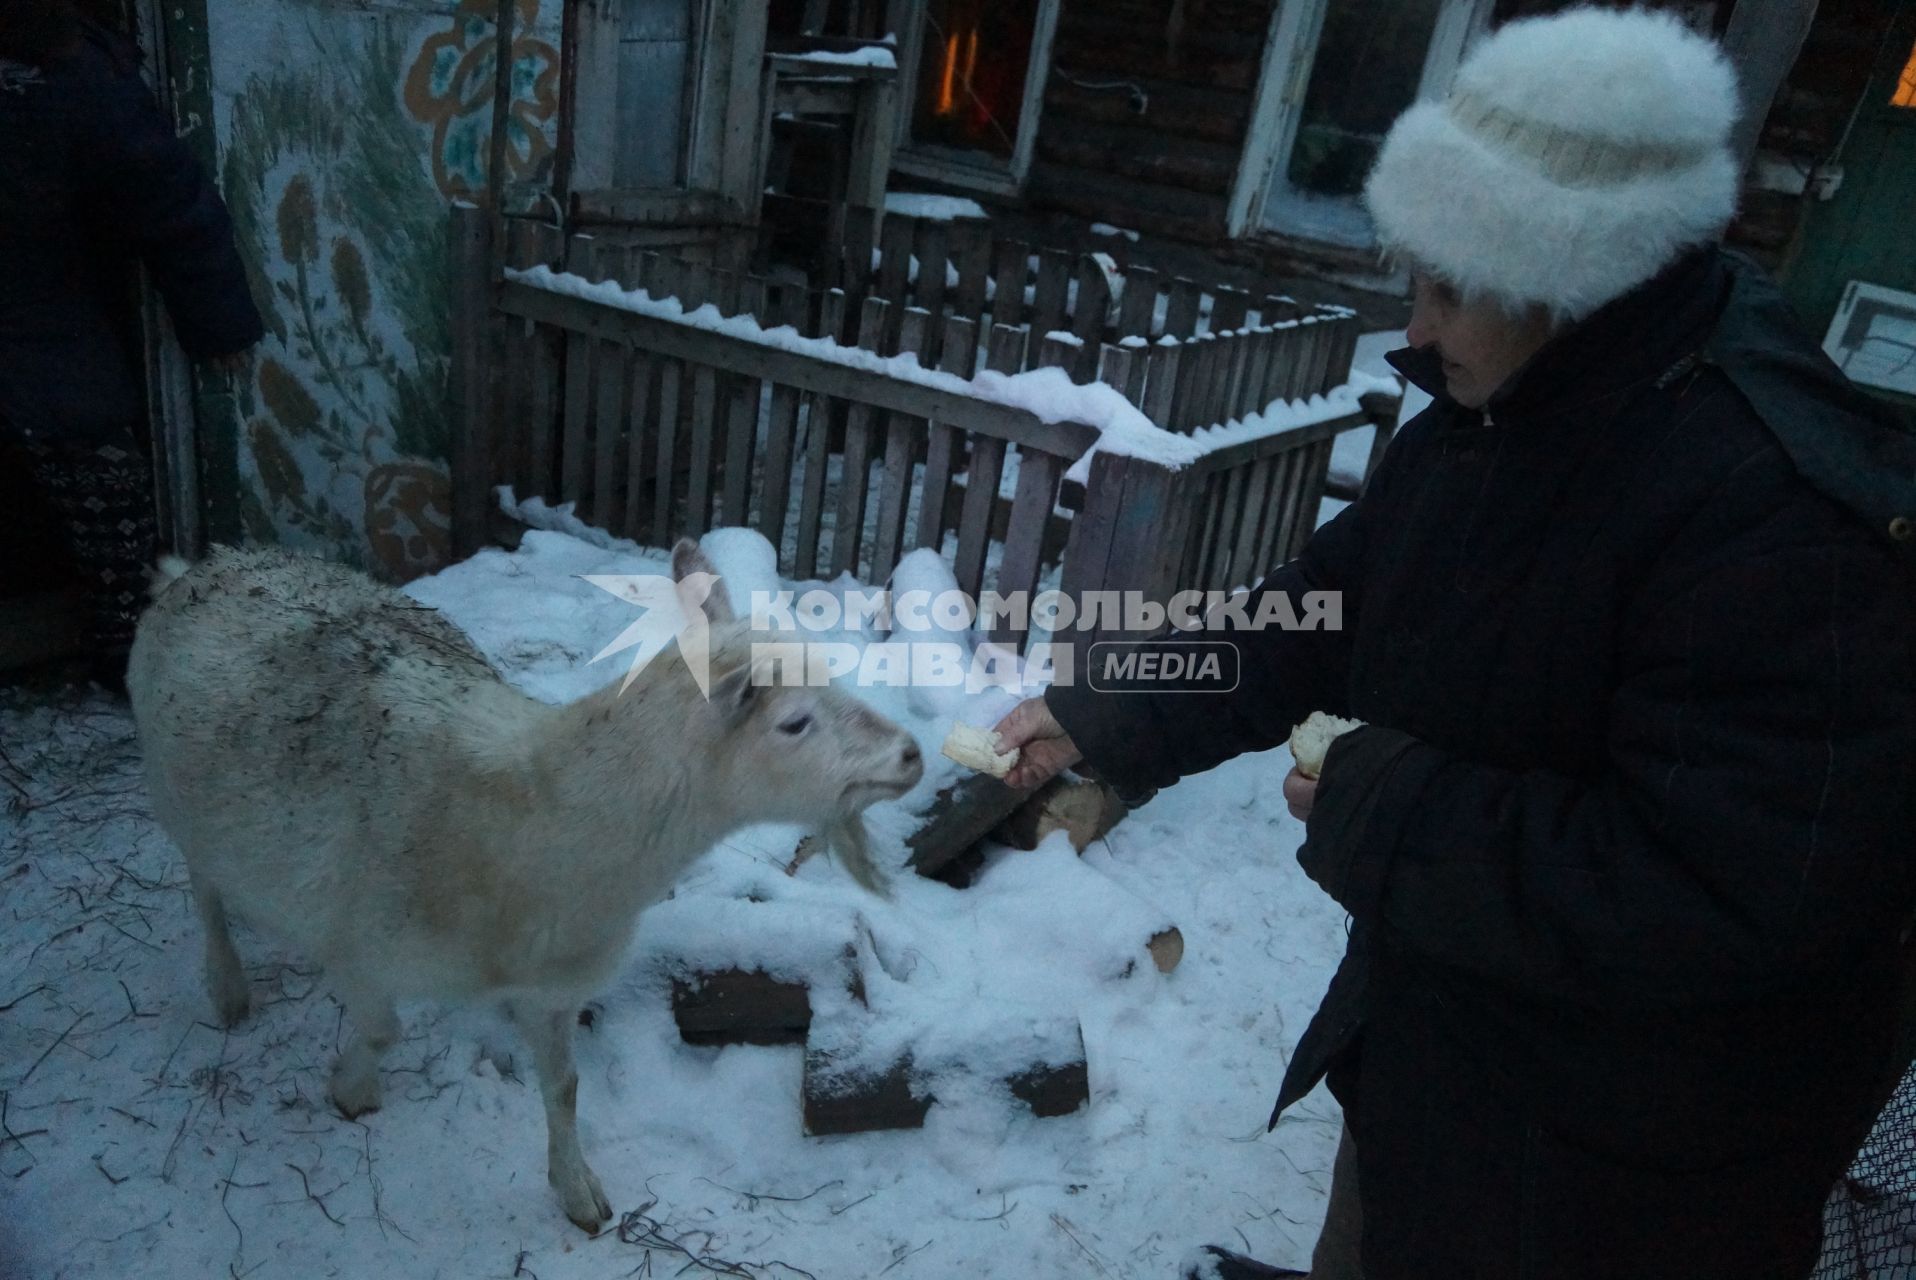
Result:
[1071, 256, 1112, 380]
[592, 333, 628, 529]
[720, 364, 759, 529]
[949, 222, 993, 327]
[448, 204, 492, 558]
[1291, 437, 1334, 553]
[1162, 277, 1202, 339]
[1140, 343, 1181, 428]
[499, 280, 1101, 459]
[556, 0, 619, 198]
[1116, 264, 1159, 340]
[831, 297, 890, 578]
[992, 334, 1074, 647]
[953, 325, 1025, 599]
[1098, 342, 1145, 408]
[1030, 249, 1073, 349]
[651, 358, 683, 547]
[914, 315, 978, 553]
[990, 238, 1029, 331]
[840, 203, 878, 297]
[1240, 327, 1277, 420]
[1217, 331, 1253, 428]
[1227, 455, 1277, 588]
[869, 308, 930, 584]
[571, 188, 750, 228]
[912, 219, 950, 362]
[755, 290, 809, 563]
[1186, 410, 1367, 478]
[1258, 448, 1306, 572]
[1212, 286, 1251, 334]
[682, 364, 719, 536]
[559, 238, 602, 508]
[622, 353, 658, 539]
[876, 213, 914, 308]
[794, 290, 849, 579]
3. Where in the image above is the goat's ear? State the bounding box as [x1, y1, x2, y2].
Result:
[671, 538, 733, 625]
[709, 661, 758, 728]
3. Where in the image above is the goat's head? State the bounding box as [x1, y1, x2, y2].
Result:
[670, 542, 924, 890]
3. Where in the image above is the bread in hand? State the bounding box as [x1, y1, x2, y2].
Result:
[941, 722, 1021, 778]
[1288, 711, 1365, 779]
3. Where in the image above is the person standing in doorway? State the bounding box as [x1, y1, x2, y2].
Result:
[1, 0, 262, 690]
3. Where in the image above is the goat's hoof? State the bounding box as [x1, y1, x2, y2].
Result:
[553, 1165, 612, 1232]
[213, 989, 251, 1028]
[328, 1075, 382, 1120]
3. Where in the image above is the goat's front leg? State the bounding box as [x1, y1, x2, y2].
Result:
[510, 1000, 611, 1231]
[328, 975, 399, 1119]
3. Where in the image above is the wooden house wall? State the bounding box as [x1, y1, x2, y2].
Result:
[1025, 0, 1279, 245]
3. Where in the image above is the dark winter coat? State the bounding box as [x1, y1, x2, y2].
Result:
[0, 24, 261, 443]
[1048, 248, 1916, 1280]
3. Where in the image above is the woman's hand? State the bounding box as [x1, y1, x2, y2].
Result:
[1283, 767, 1318, 822]
[992, 696, 1082, 792]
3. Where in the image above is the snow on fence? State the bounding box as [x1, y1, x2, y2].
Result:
[447, 206, 1398, 641]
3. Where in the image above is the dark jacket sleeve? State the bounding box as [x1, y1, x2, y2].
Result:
[1301, 522, 1916, 1005]
[79, 62, 263, 359]
[1046, 475, 1372, 805]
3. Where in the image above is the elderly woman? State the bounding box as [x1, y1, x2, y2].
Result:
[998, 9, 1916, 1279]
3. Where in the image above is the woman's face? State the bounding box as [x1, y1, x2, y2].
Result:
[1405, 273, 1557, 410]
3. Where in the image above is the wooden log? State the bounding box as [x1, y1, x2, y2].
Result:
[672, 969, 812, 1047]
[906, 772, 1038, 881]
[992, 777, 1128, 854]
[803, 1051, 933, 1135]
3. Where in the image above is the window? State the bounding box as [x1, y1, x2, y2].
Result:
[1893, 37, 1916, 107]
[910, 0, 1040, 159]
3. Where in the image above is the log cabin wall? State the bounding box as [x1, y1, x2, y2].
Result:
[1024, 0, 1279, 245]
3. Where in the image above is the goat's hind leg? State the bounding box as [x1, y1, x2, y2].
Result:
[187, 868, 249, 1026]
[509, 1000, 611, 1231]
[327, 974, 399, 1119]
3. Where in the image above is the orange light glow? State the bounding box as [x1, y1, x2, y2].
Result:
[1893, 38, 1916, 107]
[963, 26, 979, 101]
[938, 33, 959, 115]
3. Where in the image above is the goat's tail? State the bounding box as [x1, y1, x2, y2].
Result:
[147, 555, 193, 602]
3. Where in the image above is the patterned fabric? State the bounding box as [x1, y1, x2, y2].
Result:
[16, 431, 157, 656]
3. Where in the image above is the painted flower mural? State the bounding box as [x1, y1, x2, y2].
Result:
[214, 3, 556, 581]
[405, 0, 560, 200]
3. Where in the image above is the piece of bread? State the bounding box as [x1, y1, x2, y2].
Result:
[941, 722, 1020, 778]
[1288, 711, 1365, 779]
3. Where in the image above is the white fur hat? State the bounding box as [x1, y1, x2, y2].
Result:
[1364, 7, 1742, 320]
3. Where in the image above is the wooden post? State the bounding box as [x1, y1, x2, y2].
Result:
[1721, 0, 1818, 174]
[449, 204, 495, 559]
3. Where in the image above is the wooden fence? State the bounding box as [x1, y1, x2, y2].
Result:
[449, 206, 1394, 647]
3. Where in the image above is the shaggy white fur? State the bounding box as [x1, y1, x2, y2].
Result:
[1365, 7, 1741, 321]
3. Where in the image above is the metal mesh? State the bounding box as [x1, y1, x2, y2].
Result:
[1817, 1061, 1916, 1279]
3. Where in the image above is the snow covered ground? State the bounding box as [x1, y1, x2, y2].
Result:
[1, 527, 1351, 1280]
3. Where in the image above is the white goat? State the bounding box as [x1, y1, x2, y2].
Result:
[127, 541, 922, 1230]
